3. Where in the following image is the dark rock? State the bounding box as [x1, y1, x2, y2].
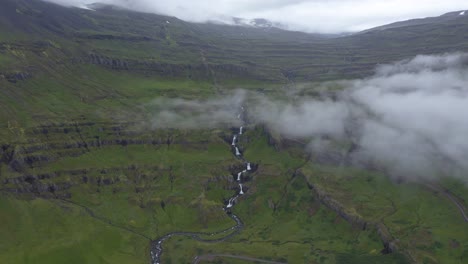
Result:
[4, 71, 31, 83]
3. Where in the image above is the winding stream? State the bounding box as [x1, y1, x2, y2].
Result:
[150, 106, 252, 264]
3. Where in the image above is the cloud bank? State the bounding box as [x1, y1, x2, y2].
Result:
[148, 53, 468, 181]
[43, 0, 468, 33]
[149, 91, 245, 129]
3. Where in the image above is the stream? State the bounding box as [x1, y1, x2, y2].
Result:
[150, 106, 252, 264]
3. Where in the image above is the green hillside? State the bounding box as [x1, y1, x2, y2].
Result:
[0, 0, 467, 263]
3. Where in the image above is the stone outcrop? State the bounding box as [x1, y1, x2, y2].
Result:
[1, 71, 31, 83]
[303, 177, 401, 255]
[80, 53, 258, 80]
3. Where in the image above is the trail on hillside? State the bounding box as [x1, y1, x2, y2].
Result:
[424, 183, 468, 222]
[58, 198, 152, 240]
[192, 254, 287, 264]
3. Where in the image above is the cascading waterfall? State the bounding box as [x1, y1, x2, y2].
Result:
[150, 105, 251, 264]
[232, 106, 249, 200]
[235, 147, 241, 156]
[226, 197, 235, 208]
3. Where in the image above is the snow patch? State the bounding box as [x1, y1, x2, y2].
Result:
[460, 11, 466, 15]
[79, 5, 95, 11]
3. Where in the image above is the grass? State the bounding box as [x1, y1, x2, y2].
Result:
[1, 111, 466, 263]
[0, 126, 411, 264]
[1, 1, 468, 263]
[301, 164, 468, 263]
[142, 128, 409, 263]
[0, 195, 148, 264]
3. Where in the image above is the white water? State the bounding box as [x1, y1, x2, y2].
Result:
[231, 135, 237, 146]
[239, 126, 243, 135]
[227, 198, 233, 208]
[235, 147, 241, 156]
[460, 11, 465, 15]
[239, 184, 244, 195]
[237, 172, 242, 181]
[247, 163, 251, 171]
[237, 114, 241, 119]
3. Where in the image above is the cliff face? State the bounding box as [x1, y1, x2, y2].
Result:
[305, 179, 400, 254]
[259, 128, 402, 256]
[82, 53, 262, 80]
[0, 122, 229, 199]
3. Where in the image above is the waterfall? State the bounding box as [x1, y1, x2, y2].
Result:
[235, 147, 241, 156]
[227, 198, 233, 208]
[152, 106, 252, 264]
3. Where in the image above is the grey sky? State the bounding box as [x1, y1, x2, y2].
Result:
[44, 0, 468, 33]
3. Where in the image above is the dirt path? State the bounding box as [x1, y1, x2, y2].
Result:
[424, 182, 468, 222]
[58, 198, 153, 240]
[192, 254, 287, 264]
[439, 189, 468, 222]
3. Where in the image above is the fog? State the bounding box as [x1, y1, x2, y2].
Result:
[149, 90, 245, 129]
[43, 0, 468, 33]
[149, 53, 468, 181]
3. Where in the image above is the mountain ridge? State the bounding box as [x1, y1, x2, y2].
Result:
[1, 0, 468, 128]
[361, 9, 468, 33]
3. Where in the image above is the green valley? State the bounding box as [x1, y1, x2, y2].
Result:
[0, 0, 467, 264]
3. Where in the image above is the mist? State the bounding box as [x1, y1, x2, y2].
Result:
[148, 91, 245, 129]
[148, 53, 468, 182]
[43, 0, 468, 33]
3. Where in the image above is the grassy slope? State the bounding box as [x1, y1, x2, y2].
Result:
[162, 130, 407, 263]
[0, 196, 148, 264]
[0, 1, 467, 263]
[0, 127, 409, 264]
[301, 164, 468, 263]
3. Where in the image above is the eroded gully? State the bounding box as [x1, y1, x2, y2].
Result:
[150, 106, 252, 264]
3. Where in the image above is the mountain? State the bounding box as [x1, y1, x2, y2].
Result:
[1, 1, 467, 264]
[362, 10, 468, 32]
[2, 0, 468, 165]
[2, 0, 468, 83]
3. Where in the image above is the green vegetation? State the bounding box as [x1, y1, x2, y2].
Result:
[0, 196, 148, 264]
[0, 0, 467, 263]
[301, 164, 468, 263]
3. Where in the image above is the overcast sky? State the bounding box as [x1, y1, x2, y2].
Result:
[45, 0, 468, 33]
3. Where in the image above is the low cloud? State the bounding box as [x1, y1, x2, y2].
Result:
[43, 0, 468, 33]
[149, 53, 468, 182]
[148, 90, 245, 129]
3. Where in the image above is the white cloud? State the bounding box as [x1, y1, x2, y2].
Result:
[254, 53, 468, 180]
[145, 53, 468, 181]
[43, 0, 468, 33]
